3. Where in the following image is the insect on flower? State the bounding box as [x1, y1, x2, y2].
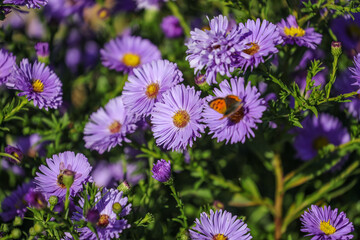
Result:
[208, 95, 244, 121]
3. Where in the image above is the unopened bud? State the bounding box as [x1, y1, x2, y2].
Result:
[29, 227, 36, 236]
[212, 200, 224, 210]
[112, 202, 122, 214]
[49, 195, 58, 206]
[86, 209, 100, 224]
[117, 181, 131, 194]
[11, 228, 21, 239]
[195, 74, 211, 92]
[13, 216, 22, 226]
[34, 42, 50, 64]
[62, 169, 75, 189]
[34, 223, 43, 234]
[331, 41, 342, 57]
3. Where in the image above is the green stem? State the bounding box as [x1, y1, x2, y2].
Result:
[318, 91, 358, 105]
[167, 1, 190, 37]
[0, 153, 21, 164]
[169, 184, 188, 229]
[3, 97, 28, 122]
[273, 154, 284, 240]
[64, 187, 70, 219]
[325, 52, 340, 98]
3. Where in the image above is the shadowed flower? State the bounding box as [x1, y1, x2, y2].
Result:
[161, 15, 183, 38]
[72, 188, 132, 240]
[24, 188, 46, 209]
[136, 0, 167, 9]
[202, 77, 266, 144]
[152, 159, 171, 183]
[84, 97, 137, 154]
[186, 15, 250, 85]
[100, 35, 161, 74]
[293, 113, 350, 161]
[35, 151, 92, 200]
[238, 18, 282, 72]
[3, 0, 48, 9]
[4, 145, 23, 164]
[277, 15, 322, 49]
[123, 59, 183, 117]
[301, 205, 354, 239]
[0, 182, 34, 222]
[190, 209, 252, 240]
[349, 53, 360, 92]
[0, 49, 16, 85]
[6, 59, 62, 110]
[151, 84, 205, 151]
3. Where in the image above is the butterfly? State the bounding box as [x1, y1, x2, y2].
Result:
[208, 95, 244, 121]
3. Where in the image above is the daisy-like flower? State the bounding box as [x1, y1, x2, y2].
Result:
[1, 182, 34, 222]
[6, 59, 62, 110]
[186, 15, 250, 85]
[349, 53, 360, 91]
[100, 35, 161, 74]
[34, 151, 92, 200]
[301, 205, 354, 239]
[293, 113, 350, 161]
[0, 49, 16, 85]
[190, 209, 252, 240]
[84, 97, 137, 154]
[72, 188, 132, 240]
[152, 159, 171, 183]
[151, 84, 205, 151]
[122, 60, 183, 117]
[3, 0, 48, 9]
[202, 77, 266, 144]
[161, 15, 183, 38]
[4, 145, 23, 164]
[238, 18, 282, 72]
[277, 15, 322, 49]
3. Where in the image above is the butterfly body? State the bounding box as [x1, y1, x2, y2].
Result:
[209, 95, 244, 122]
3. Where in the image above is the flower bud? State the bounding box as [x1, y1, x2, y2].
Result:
[29, 227, 36, 236]
[62, 169, 76, 189]
[34, 223, 43, 234]
[117, 181, 131, 195]
[86, 209, 100, 224]
[152, 159, 172, 183]
[49, 195, 58, 206]
[112, 202, 122, 215]
[331, 41, 342, 57]
[195, 74, 211, 92]
[212, 200, 224, 210]
[35, 42, 50, 64]
[11, 228, 21, 239]
[13, 216, 22, 226]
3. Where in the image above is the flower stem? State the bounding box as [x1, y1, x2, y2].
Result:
[0, 152, 21, 164]
[167, 1, 190, 37]
[169, 184, 188, 229]
[4, 97, 28, 122]
[325, 50, 340, 98]
[64, 187, 70, 219]
[273, 153, 284, 240]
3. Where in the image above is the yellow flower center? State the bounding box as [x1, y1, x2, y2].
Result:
[97, 214, 110, 227]
[212, 234, 228, 240]
[108, 121, 122, 134]
[172, 110, 190, 128]
[98, 8, 109, 20]
[145, 83, 160, 99]
[122, 53, 141, 67]
[243, 42, 260, 56]
[12, 152, 20, 159]
[32, 79, 44, 93]
[57, 173, 66, 189]
[313, 136, 329, 150]
[320, 220, 336, 235]
[284, 26, 306, 37]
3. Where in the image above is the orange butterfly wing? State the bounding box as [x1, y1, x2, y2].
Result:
[209, 98, 227, 114]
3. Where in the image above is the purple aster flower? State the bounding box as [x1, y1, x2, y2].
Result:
[3, 0, 48, 9]
[136, 0, 167, 9]
[151, 84, 205, 151]
[0, 49, 16, 85]
[72, 188, 131, 240]
[277, 15, 322, 49]
[1, 182, 33, 222]
[122, 59, 183, 117]
[301, 205, 354, 239]
[35, 151, 92, 200]
[1, 160, 24, 176]
[190, 209, 252, 240]
[34, 42, 50, 58]
[44, 0, 93, 21]
[349, 53, 360, 91]
[92, 160, 144, 188]
[100, 35, 161, 74]
[4, 145, 23, 164]
[24, 188, 47, 209]
[152, 159, 171, 183]
[161, 15, 183, 38]
[84, 96, 137, 154]
[186, 15, 250, 85]
[237, 18, 282, 72]
[334, 70, 360, 120]
[293, 113, 350, 161]
[202, 77, 266, 144]
[16, 134, 46, 158]
[330, 13, 360, 56]
[6, 58, 62, 110]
